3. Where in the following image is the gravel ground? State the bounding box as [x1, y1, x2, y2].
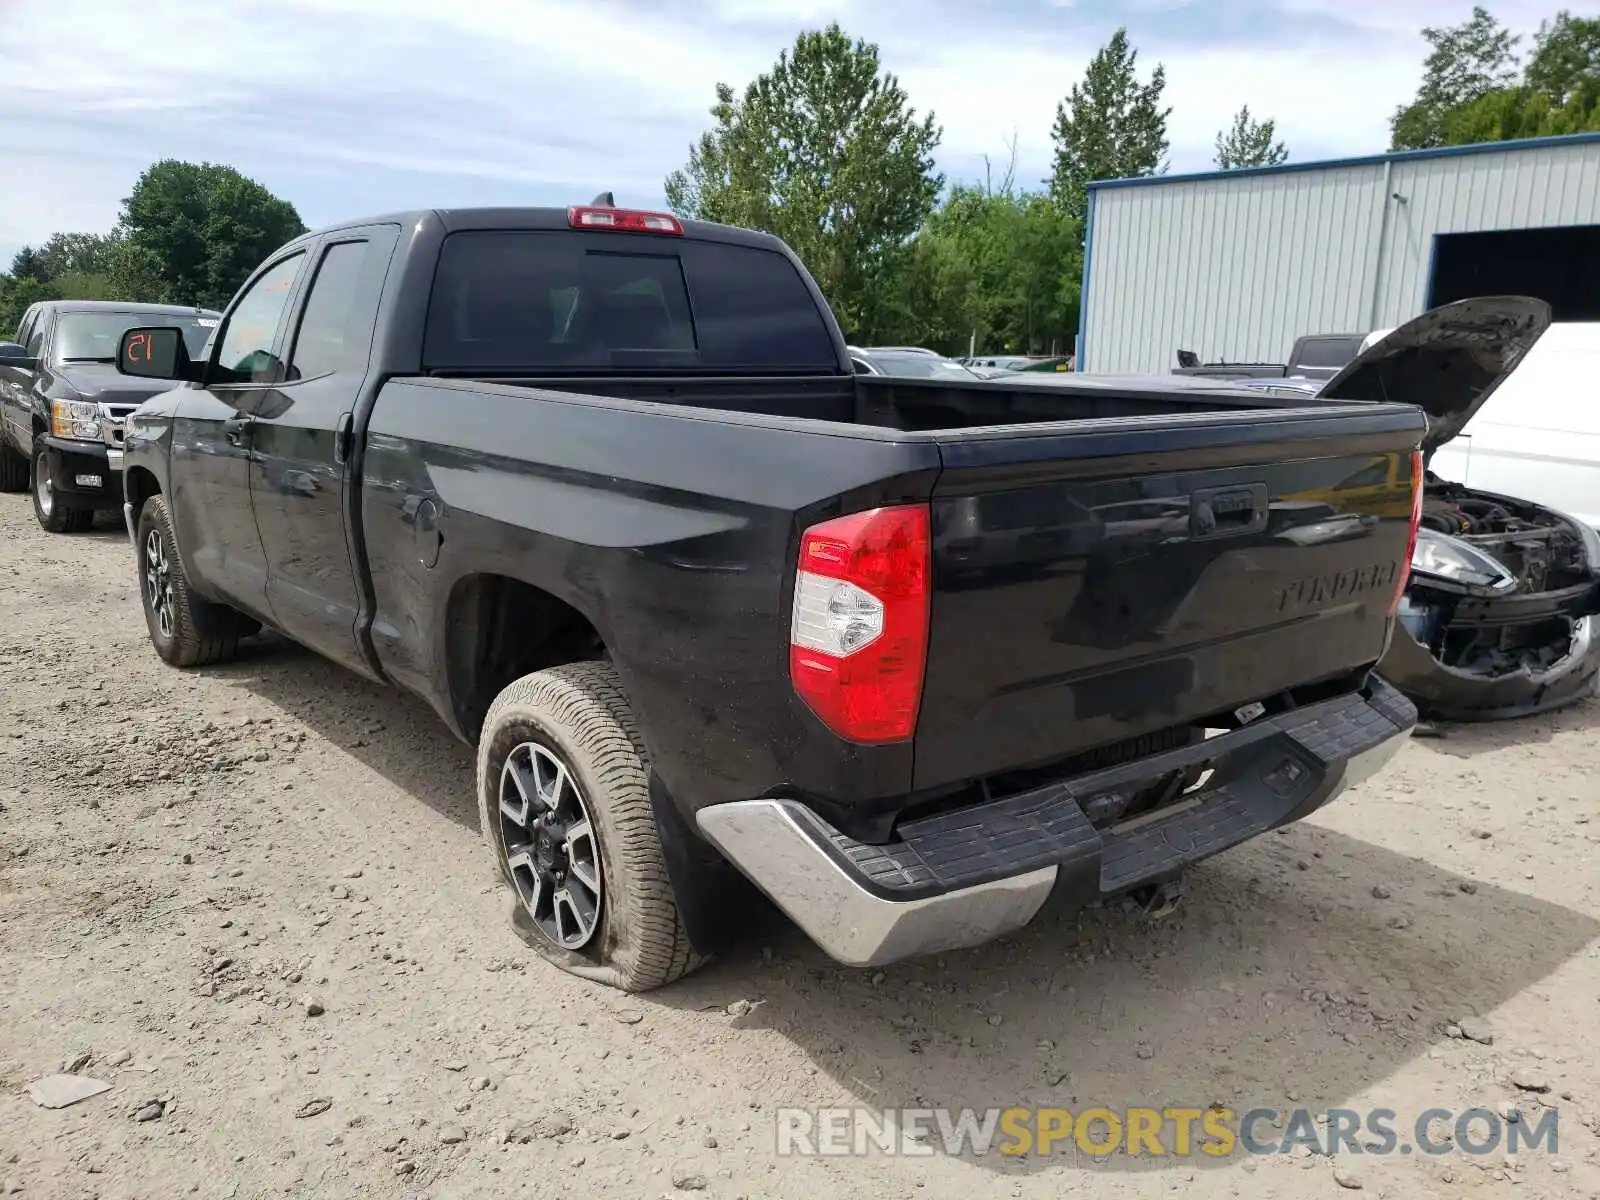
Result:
[1, 492, 1598, 1200]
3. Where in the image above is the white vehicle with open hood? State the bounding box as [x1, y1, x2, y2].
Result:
[1245, 299, 1600, 721]
[1406, 322, 1600, 530]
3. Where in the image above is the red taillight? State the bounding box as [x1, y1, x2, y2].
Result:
[567, 206, 683, 235]
[1390, 448, 1425, 615]
[789, 504, 931, 744]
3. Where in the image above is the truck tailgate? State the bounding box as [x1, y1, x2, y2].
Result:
[914, 404, 1426, 790]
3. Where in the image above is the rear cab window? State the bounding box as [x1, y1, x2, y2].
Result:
[422, 231, 839, 373]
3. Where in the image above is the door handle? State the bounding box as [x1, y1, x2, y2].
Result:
[224, 414, 252, 447]
[334, 412, 354, 465]
[1189, 483, 1269, 539]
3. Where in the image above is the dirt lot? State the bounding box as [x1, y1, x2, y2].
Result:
[1, 492, 1597, 1200]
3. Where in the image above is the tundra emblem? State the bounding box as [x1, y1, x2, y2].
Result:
[1276, 562, 1397, 613]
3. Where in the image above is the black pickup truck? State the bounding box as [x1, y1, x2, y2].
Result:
[114, 203, 1431, 991]
[0, 300, 219, 531]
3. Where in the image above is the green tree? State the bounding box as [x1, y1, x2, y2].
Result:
[0, 275, 63, 337]
[34, 232, 120, 281]
[877, 228, 978, 354]
[1391, 6, 1522, 149]
[9, 247, 49, 283]
[1443, 82, 1600, 143]
[889, 169, 1081, 357]
[665, 24, 943, 340]
[1048, 28, 1170, 226]
[1214, 105, 1289, 169]
[118, 160, 307, 309]
[1526, 11, 1600, 109]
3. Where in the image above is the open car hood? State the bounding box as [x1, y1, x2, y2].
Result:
[1318, 296, 1551, 457]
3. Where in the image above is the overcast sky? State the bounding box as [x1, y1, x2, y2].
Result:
[0, 0, 1560, 268]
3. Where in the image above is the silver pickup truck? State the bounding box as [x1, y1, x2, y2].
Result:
[0, 300, 219, 532]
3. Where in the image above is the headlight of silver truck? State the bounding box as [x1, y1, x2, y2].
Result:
[50, 399, 102, 442]
[1409, 528, 1518, 596]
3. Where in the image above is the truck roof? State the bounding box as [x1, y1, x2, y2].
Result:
[291, 207, 791, 254]
[36, 299, 219, 318]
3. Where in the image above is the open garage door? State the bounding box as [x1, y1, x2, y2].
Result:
[1428, 224, 1600, 321]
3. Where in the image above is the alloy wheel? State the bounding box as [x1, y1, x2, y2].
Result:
[33, 453, 53, 518]
[143, 528, 175, 640]
[498, 741, 604, 949]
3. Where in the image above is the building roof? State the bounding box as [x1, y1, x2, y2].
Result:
[1087, 131, 1600, 193]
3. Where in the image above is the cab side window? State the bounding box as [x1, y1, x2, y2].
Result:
[24, 314, 48, 358]
[215, 254, 305, 383]
[287, 240, 389, 379]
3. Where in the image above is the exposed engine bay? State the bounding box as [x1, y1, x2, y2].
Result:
[1399, 477, 1599, 684]
[1419, 482, 1592, 594]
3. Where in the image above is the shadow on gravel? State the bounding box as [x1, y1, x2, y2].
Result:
[1411, 695, 1600, 760]
[208, 633, 480, 831]
[204, 635, 1599, 1178]
[656, 825, 1600, 1177]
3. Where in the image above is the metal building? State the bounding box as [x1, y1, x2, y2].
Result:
[1076, 132, 1600, 374]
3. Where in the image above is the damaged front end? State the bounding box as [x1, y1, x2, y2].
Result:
[1313, 295, 1600, 720]
[1382, 483, 1600, 720]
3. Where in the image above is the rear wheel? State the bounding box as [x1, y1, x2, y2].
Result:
[136, 495, 252, 667]
[0, 442, 28, 492]
[32, 449, 93, 533]
[476, 661, 701, 991]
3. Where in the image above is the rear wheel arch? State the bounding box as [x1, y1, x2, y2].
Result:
[443, 572, 611, 744]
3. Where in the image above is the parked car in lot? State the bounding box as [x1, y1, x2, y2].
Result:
[848, 346, 984, 379]
[1417, 322, 1600, 530]
[1241, 299, 1600, 721]
[1174, 332, 1366, 382]
[963, 353, 1073, 376]
[0, 300, 220, 532]
[115, 203, 1427, 990]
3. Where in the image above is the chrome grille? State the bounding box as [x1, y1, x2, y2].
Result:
[98, 403, 140, 449]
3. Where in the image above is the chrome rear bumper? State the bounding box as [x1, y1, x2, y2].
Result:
[697, 799, 1057, 967]
[696, 680, 1415, 969]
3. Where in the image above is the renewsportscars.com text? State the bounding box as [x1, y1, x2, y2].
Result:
[775, 1105, 1560, 1158]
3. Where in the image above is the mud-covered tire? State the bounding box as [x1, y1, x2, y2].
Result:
[0, 442, 28, 493]
[31, 449, 94, 533]
[136, 494, 249, 668]
[476, 661, 702, 992]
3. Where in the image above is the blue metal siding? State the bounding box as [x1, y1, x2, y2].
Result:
[1076, 189, 1096, 369]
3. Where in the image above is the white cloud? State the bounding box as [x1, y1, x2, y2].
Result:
[1275, 0, 1552, 36]
[0, 0, 1555, 265]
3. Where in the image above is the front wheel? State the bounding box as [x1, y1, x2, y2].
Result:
[135, 495, 246, 667]
[32, 449, 93, 533]
[476, 662, 701, 991]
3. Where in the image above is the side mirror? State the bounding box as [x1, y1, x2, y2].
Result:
[0, 341, 39, 370]
[118, 327, 199, 382]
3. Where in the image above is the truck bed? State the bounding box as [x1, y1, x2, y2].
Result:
[438, 369, 1368, 429]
